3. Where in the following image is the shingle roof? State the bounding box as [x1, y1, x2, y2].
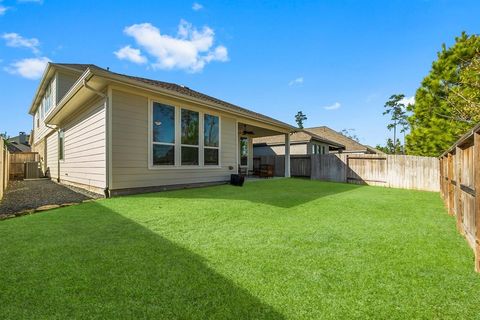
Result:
[52, 63, 295, 130]
[253, 130, 344, 148]
[305, 126, 369, 152]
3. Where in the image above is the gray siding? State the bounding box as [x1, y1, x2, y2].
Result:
[56, 71, 79, 104]
[46, 132, 58, 179]
[254, 143, 308, 156]
[111, 89, 237, 190]
[58, 99, 106, 190]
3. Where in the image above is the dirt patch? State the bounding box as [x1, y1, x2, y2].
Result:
[0, 180, 102, 218]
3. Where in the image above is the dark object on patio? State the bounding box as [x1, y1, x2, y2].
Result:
[259, 164, 274, 178]
[230, 174, 245, 186]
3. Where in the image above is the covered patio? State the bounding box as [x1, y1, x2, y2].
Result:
[237, 122, 292, 178]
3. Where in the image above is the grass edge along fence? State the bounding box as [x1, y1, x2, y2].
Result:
[0, 138, 10, 201]
[439, 123, 480, 272]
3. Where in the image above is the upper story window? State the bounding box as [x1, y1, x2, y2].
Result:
[38, 81, 54, 121]
[150, 101, 221, 168]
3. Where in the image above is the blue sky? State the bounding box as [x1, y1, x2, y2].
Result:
[0, 0, 479, 146]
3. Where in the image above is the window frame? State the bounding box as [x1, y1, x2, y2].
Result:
[203, 113, 220, 166]
[148, 99, 222, 170]
[151, 102, 176, 167]
[58, 129, 65, 161]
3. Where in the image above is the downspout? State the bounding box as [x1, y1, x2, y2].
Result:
[83, 80, 111, 198]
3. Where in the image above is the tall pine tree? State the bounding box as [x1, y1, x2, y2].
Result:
[406, 32, 480, 156]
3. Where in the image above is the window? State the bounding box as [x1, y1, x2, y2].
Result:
[150, 101, 222, 168]
[35, 112, 39, 128]
[240, 137, 248, 166]
[152, 102, 175, 165]
[204, 114, 219, 165]
[181, 109, 199, 165]
[58, 129, 65, 160]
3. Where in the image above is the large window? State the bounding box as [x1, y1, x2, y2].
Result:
[58, 129, 65, 160]
[152, 102, 175, 165]
[181, 109, 199, 165]
[150, 101, 221, 168]
[240, 137, 248, 166]
[204, 114, 219, 165]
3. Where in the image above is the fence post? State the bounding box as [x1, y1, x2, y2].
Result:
[455, 147, 464, 235]
[474, 132, 480, 272]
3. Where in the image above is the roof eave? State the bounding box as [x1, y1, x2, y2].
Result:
[91, 68, 297, 132]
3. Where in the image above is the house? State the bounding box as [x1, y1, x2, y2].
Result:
[29, 63, 296, 196]
[305, 126, 382, 154]
[6, 132, 31, 153]
[253, 130, 345, 156]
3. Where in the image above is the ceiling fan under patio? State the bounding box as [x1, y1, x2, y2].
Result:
[241, 124, 255, 135]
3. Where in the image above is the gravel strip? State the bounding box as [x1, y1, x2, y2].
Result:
[0, 180, 102, 217]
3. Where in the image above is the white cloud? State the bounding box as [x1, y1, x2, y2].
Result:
[192, 2, 203, 11]
[121, 20, 228, 72]
[289, 77, 304, 86]
[0, 5, 8, 15]
[2, 33, 40, 53]
[400, 96, 415, 106]
[5, 56, 50, 79]
[323, 102, 341, 110]
[114, 45, 147, 64]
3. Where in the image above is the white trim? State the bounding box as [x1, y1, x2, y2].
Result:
[148, 99, 223, 170]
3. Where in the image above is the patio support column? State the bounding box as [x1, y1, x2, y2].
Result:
[285, 133, 291, 177]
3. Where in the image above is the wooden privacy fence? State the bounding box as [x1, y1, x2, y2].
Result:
[439, 123, 480, 272]
[9, 152, 40, 180]
[254, 154, 439, 192]
[0, 138, 10, 201]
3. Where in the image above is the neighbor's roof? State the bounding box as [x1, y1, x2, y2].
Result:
[305, 126, 370, 152]
[49, 63, 297, 131]
[253, 130, 345, 148]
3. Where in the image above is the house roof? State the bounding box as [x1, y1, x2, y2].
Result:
[305, 126, 371, 152]
[253, 130, 345, 148]
[6, 142, 31, 153]
[48, 63, 296, 131]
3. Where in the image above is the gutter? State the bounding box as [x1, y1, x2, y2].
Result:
[91, 68, 298, 132]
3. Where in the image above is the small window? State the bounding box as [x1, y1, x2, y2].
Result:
[181, 109, 199, 165]
[204, 114, 219, 165]
[240, 137, 248, 166]
[58, 129, 65, 160]
[152, 102, 175, 165]
[36, 112, 40, 128]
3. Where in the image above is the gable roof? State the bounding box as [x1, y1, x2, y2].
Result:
[253, 130, 344, 149]
[305, 126, 369, 152]
[48, 63, 296, 130]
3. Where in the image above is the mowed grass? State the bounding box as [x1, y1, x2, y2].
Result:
[0, 178, 479, 319]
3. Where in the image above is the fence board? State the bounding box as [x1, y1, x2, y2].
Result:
[9, 152, 39, 180]
[0, 138, 10, 201]
[440, 125, 480, 272]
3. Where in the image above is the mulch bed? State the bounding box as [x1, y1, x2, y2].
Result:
[0, 180, 102, 219]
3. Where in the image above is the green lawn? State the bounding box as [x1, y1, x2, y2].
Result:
[0, 179, 479, 319]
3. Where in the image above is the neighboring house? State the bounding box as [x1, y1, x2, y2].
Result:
[29, 63, 296, 196]
[253, 130, 345, 156]
[306, 126, 382, 154]
[6, 132, 31, 153]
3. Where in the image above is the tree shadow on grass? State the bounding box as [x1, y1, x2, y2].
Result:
[0, 202, 285, 319]
[137, 178, 364, 208]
